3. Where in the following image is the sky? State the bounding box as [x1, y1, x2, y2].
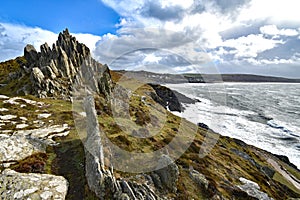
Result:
[1, 0, 300, 78]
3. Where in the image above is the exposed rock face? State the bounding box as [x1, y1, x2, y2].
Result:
[83, 94, 165, 200]
[149, 83, 199, 112]
[238, 177, 274, 200]
[0, 169, 68, 200]
[21, 28, 113, 99]
[24, 44, 38, 64]
[189, 169, 209, 191]
[153, 155, 179, 193]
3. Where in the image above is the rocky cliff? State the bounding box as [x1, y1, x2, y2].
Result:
[0, 29, 299, 200]
[3, 28, 112, 99]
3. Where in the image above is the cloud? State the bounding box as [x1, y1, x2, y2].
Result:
[238, 0, 300, 25]
[222, 34, 284, 58]
[0, 22, 101, 62]
[0, 23, 57, 61]
[97, 0, 300, 77]
[260, 25, 299, 37]
[140, 1, 185, 21]
[72, 33, 101, 52]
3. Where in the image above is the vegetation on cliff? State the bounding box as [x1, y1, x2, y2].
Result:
[0, 29, 299, 200]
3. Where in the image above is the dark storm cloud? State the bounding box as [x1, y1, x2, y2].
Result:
[107, 48, 192, 72]
[141, 1, 185, 21]
[220, 21, 266, 40]
[214, 0, 249, 13]
[191, 0, 250, 16]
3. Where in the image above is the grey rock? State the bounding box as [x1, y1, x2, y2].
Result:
[20, 28, 113, 100]
[40, 43, 51, 57]
[83, 95, 163, 200]
[31, 67, 45, 88]
[189, 169, 209, 190]
[150, 172, 163, 190]
[154, 155, 179, 193]
[43, 65, 57, 79]
[120, 180, 137, 199]
[24, 44, 38, 64]
[238, 177, 274, 200]
[117, 193, 131, 200]
[0, 169, 68, 200]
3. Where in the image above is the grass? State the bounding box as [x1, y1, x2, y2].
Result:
[273, 172, 300, 195]
[0, 69, 299, 199]
[10, 153, 48, 173]
[0, 56, 26, 84]
[97, 74, 300, 199]
[0, 94, 97, 199]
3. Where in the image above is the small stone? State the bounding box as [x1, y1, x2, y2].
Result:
[0, 115, 17, 120]
[0, 108, 9, 112]
[38, 113, 51, 119]
[20, 117, 28, 121]
[16, 124, 29, 129]
[13, 190, 24, 199]
[0, 95, 9, 99]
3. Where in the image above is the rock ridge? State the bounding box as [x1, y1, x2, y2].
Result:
[15, 28, 113, 99]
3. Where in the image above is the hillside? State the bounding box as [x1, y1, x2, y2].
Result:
[114, 70, 300, 84]
[0, 29, 299, 200]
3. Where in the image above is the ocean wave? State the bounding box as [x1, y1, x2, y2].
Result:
[167, 83, 300, 169]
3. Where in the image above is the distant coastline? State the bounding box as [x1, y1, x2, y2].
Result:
[114, 70, 300, 84]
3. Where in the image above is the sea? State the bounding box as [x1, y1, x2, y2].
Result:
[165, 83, 300, 169]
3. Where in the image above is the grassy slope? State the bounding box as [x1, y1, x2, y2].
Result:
[0, 61, 299, 199]
[0, 56, 32, 96]
[108, 71, 300, 199]
[0, 95, 98, 199]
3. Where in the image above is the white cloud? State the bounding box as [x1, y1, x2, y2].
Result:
[72, 33, 101, 52]
[97, 0, 300, 77]
[238, 0, 300, 25]
[142, 53, 162, 64]
[260, 25, 299, 36]
[0, 23, 57, 61]
[222, 34, 284, 58]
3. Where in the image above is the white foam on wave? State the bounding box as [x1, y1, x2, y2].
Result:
[167, 83, 300, 169]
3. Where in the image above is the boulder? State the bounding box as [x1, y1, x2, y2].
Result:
[238, 177, 274, 200]
[0, 169, 68, 200]
[24, 44, 38, 64]
[154, 154, 179, 193]
[189, 169, 209, 190]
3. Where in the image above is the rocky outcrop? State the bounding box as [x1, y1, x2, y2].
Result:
[0, 96, 70, 199]
[238, 177, 274, 200]
[20, 29, 113, 99]
[149, 83, 199, 112]
[83, 94, 174, 199]
[0, 169, 68, 200]
[189, 169, 209, 191]
[153, 155, 179, 193]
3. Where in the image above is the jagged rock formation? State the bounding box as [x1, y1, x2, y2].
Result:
[18, 29, 113, 99]
[1, 29, 300, 200]
[84, 96, 164, 200]
[153, 155, 179, 193]
[83, 94, 173, 200]
[149, 83, 199, 112]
